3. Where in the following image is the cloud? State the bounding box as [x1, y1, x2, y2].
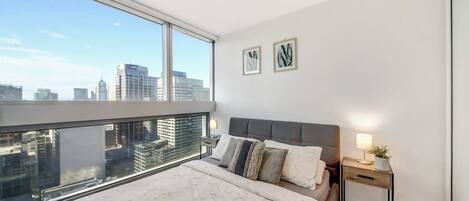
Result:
[113, 22, 121, 27]
[40, 30, 68, 39]
[0, 46, 46, 54]
[0, 37, 22, 46]
[0, 54, 104, 100]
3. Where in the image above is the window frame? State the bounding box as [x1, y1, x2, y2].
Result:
[0, 0, 217, 130]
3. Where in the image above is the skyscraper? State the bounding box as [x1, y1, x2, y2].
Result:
[73, 88, 88, 100]
[34, 89, 58, 101]
[97, 79, 108, 101]
[90, 90, 97, 101]
[116, 64, 157, 101]
[157, 71, 210, 101]
[0, 84, 22, 101]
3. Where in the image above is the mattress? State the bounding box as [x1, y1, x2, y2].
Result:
[201, 157, 331, 201]
[78, 160, 316, 201]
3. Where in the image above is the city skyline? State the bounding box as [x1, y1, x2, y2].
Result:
[0, 0, 211, 100]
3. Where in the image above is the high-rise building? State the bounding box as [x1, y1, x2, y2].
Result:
[35, 130, 60, 191]
[157, 71, 210, 101]
[104, 125, 118, 149]
[90, 90, 97, 101]
[97, 79, 108, 101]
[0, 133, 22, 146]
[0, 133, 39, 200]
[130, 116, 203, 173]
[0, 84, 22, 101]
[131, 139, 168, 173]
[73, 88, 88, 100]
[34, 89, 58, 101]
[116, 64, 157, 101]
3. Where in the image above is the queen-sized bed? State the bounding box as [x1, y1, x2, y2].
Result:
[77, 117, 340, 201]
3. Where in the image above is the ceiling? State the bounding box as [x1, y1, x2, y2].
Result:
[133, 0, 327, 36]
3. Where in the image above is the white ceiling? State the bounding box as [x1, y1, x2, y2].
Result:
[134, 0, 326, 36]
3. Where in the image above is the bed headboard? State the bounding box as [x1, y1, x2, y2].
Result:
[228, 117, 340, 183]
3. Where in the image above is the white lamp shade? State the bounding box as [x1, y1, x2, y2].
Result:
[209, 120, 218, 130]
[356, 133, 372, 150]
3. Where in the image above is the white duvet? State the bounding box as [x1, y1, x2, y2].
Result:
[78, 160, 317, 201]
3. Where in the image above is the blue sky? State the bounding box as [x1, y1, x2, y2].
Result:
[0, 0, 210, 100]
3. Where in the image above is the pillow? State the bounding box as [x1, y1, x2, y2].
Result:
[264, 140, 322, 190]
[258, 147, 288, 185]
[316, 160, 326, 184]
[211, 134, 258, 160]
[211, 134, 231, 160]
[219, 138, 240, 167]
[228, 140, 265, 180]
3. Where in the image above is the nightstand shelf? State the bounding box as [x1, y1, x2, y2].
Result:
[341, 157, 394, 201]
[199, 135, 220, 158]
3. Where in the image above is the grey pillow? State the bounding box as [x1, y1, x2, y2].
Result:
[258, 147, 288, 184]
[219, 138, 239, 167]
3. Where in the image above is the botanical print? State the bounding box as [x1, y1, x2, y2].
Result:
[274, 38, 297, 72]
[243, 46, 261, 75]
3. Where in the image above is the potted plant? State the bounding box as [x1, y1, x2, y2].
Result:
[368, 145, 391, 171]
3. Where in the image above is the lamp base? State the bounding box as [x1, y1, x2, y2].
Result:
[358, 160, 373, 165]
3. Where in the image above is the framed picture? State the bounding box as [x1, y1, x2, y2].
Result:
[243, 46, 261, 75]
[273, 38, 297, 72]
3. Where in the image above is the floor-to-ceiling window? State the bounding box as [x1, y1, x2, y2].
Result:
[0, 0, 215, 200]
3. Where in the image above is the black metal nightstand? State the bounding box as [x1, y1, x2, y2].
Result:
[200, 135, 220, 158]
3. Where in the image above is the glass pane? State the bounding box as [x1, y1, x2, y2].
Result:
[171, 29, 211, 101]
[0, 1, 164, 101]
[0, 115, 206, 200]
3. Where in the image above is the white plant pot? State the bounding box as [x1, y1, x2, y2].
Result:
[374, 157, 390, 171]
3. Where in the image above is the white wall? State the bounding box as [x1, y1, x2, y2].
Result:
[59, 126, 106, 185]
[212, 0, 449, 200]
[452, 0, 469, 200]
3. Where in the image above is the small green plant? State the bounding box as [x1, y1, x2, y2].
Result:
[368, 145, 391, 159]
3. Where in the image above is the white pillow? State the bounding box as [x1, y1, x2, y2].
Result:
[316, 160, 326, 184]
[264, 140, 322, 190]
[211, 134, 258, 160]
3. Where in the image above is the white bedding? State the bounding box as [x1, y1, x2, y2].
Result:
[78, 160, 317, 201]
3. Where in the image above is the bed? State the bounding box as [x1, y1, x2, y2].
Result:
[78, 117, 340, 201]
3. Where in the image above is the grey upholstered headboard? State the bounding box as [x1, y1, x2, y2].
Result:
[228, 117, 340, 183]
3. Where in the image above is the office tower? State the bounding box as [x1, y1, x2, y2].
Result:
[0, 133, 39, 200]
[155, 116, 202, 162]
[35, 130, 60, 191]
[0, 84, 22, 101]
[104, 125, 118, 149]
[131, 139, 168, 173]
[115, 64, 157, 101]
[57, 126, 105, 186]
[0, 133, 22, 146]
[157, 71, 210, 101]
[90, 90, 97, 101]
[34, 89, 58, 101]
[97, 79, 108, 101]
[73, 88, 88, 100]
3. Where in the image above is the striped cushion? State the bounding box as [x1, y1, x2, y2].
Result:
[228, 140, 265, 180]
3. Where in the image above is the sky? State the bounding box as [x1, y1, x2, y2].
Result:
[0, 0, 211, 100]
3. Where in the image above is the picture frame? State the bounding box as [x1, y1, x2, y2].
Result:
[242, 46, 261, 75]
[273, 38, 297, 72]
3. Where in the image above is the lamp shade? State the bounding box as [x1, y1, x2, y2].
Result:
[356, 133, 372, 150]
[209, 120, 218, 130]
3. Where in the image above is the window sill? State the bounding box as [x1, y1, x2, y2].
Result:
[0, 101, 215, 131]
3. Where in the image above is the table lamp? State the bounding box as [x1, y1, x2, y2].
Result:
[209, 119, 218, 136]
[356, 133, 373, 164]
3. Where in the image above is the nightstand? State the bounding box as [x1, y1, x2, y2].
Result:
[341, 157, 394, 201]
[199, 135, 220, 158]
